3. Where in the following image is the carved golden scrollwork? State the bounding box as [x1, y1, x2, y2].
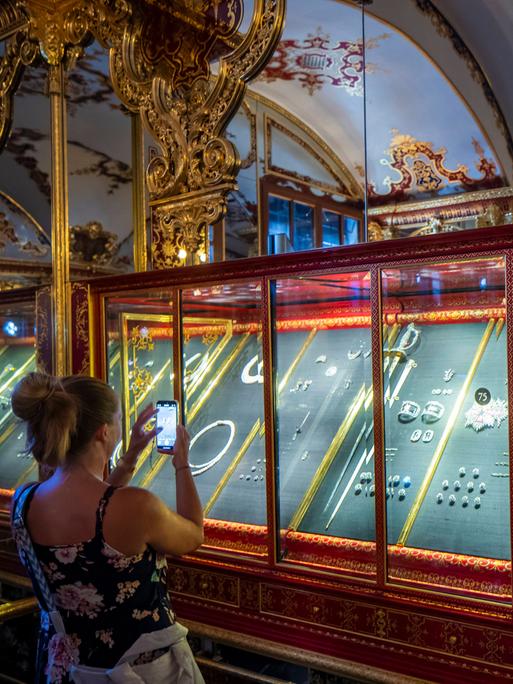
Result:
[17, 0, 284, 267]
[0, 15, 38, 150]
[70, 221, 119, 266]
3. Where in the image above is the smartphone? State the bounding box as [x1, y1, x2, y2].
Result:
[156, 400, 179, 451]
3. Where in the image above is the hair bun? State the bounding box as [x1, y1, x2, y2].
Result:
[11, 372, 65, 421]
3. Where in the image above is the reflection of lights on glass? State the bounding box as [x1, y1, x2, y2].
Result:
[3, 320, 18, 337]
[110, 440, 123, 468]
[480, 277, 487, 288]
[199, 252, 206, 263]
[178, 248, 187, 260]
[140, 327, 148, 337]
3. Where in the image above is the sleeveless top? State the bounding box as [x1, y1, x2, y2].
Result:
[18, 484, 175, 684]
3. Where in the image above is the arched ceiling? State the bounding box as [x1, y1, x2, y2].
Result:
[248, 0, 512, 202]
[431, 0, 513, 136]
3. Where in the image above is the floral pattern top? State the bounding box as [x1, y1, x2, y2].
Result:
[15, 484, 175, 684]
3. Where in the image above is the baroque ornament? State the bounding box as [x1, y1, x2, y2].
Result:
[369, 130, 501, 202]
[0, 4, 39, 150]
[18, 0, 284, 267]
[258, 27, 388, 96]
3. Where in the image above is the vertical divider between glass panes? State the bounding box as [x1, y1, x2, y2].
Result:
[262, 276, 278, 566]
[506, 254, 513, 604]
[371, 265, 387, 588]
[172, 288, 183, 424]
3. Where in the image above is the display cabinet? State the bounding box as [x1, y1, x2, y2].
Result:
[4, 228, 513, 682]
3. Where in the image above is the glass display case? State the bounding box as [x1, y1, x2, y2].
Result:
[80, 228, 513, 603]
[0, 290, 37, 490]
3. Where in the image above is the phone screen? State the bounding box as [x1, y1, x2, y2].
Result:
[156, 401, 178, 450]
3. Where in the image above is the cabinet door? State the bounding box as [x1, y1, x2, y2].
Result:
[381, 257, 511, 599]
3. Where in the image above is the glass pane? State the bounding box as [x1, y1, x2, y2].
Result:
[322, 211, 341, 248]
[0, 61, 52, 288]
[249, 1, 365, 253]
[293, 203, 314, 251]
[344, 217, 359, 245]
[363, 5, 509, 239]
[0, 299, 37, 489]
[68, 41, 134, 275]
[275, 273, 374, 575]
[268, 196, 291, 254]
[177, 282, 266, 555]
[382, 258, 510, 599]
[104, 291, 173, 478]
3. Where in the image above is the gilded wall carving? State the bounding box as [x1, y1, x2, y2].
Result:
[17, 0, 285, 267]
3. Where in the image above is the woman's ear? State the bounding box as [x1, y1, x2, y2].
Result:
[94, 423, 110, 445]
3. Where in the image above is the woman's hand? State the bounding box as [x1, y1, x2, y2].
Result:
[125, 403, 158, 465]
[170, 424, 190, 470]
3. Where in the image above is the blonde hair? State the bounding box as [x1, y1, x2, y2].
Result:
[11, 372, 119, 468]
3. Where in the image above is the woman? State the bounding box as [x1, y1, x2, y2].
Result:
[10, 372, 204, 683]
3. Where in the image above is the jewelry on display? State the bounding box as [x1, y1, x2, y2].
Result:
[462, 495, 469, 507]
[344, 379, 352, 389]
[363, 349, 371, 359]
[325, 366, 337, 377]
[392, 475, 401, 486]
[459, 467, 466, 477]
[301, 450, 309, 461]
[410, 429, 422, 442]
[474, 497, 481, 508]
[422, 430, 434, 443]
[369, 484, 375, 496]
[398, 488, 406, 500]
[290, 379, 311, 393]
[403, 476, 411, 488]
[421, 401, 445, 424]
[347, 350, 361, 360]
[467, 481, 474, 492]
[436, 493, 443, 503]
[443, 369, 455, 382]
[454, 480, 461, 491]
[241, 355, 263, 384]
[189, 420, 236, 476]
[292, 411, 311, 441]
[392, 323, 421, 357]
[386, 359, 417, 407]
[323, 423, 367, 515]
[398, 400, 421, 423]
[449, 494, 456, 505]
[472, 467, 479, 478]
[479, 483, 486, 493]
[355, 484, 363, 495]
[432, 388, 442, 395]
[442, 389, 453, 396]
[465, 398, 508, 432]
[315, 355, 327, 364]
[442, 480, 449, 490]
[326, 422, 377, 530]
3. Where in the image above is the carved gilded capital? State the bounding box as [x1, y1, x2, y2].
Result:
[151, 188, 229, 268]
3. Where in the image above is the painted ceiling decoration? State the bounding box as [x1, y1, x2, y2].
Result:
[369, 130, 501, 203]
[259, 27, 389, 97]
[0, 191, 50, 261]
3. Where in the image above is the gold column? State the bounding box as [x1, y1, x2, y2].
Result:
[131, 114, 147, 272]
[48, 63, 69, 375]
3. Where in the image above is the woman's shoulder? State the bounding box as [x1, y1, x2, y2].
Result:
[109, 485, 163, 514]
[11, 481, 39, 515]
